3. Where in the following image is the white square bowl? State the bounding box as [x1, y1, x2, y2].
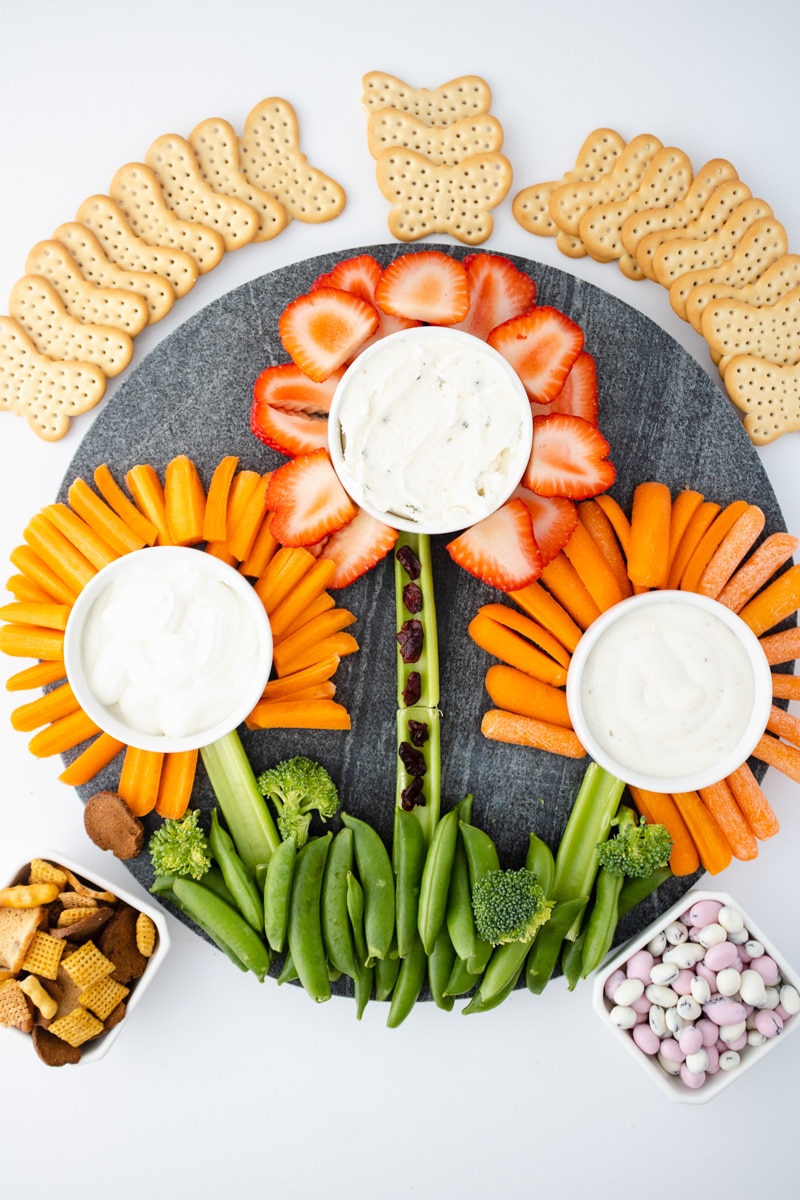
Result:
[6, 851, 170, 1065]
[592, 889, 800, 1103]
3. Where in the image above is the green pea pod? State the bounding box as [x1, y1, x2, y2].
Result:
[278, 949, 298, 985]
[428, 923, 456, 1011]
[478, 938, 531, 1004]
[374, 939, 401, 1001]
[459, 821, 500, 975]
[462, 963, 522, 1014]
[618, 865, 672, 919]
[393, 807, 427, 959]
[525, 897, 588, 994]
[418, 807, 459, 955]
[580, 867, 624, 979]
[445, 953, 482, 998]
[200, 864, 239, 908]
[561, 926, 587, 991]
[263, 835, 297, 953]
[386, 936, 427, 1028]
[446, 834, 479, 963]
[154, 877, 248, 973]
[346, 871, 373, 1019]
[209, 809, 264, 933]
[287, 833, 332, 1003]
[342, 812, 395, 965]
[172, 877, 270, 981]
[321, 827, 358, 979]
[525, 832, 555, 896]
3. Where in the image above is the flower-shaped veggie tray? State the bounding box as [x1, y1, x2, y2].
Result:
[56, 243, 790, 970]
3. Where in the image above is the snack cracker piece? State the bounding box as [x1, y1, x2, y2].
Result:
[25, 240, 149, 337]
[0, 315, 106, 442]
[0, 905, 43, 974]
[61, 940, 116, 989]
[681, 217, 789, 331]
[0, 979, 32, 1031]
[362, 71, 492, 127]
[367, 108, 505, 166]
[724, 355, 800, 444]
[623, 158, 740, 279]
[109, 162, 225, 274]
[53, 220, 176, 322]
[47, 1005, 104, 1047]
[702, 286, 800, 370]
[375, 148, 512, 245]
[9, 275, 133, 378]
[188, 116, 289, 242]
[686, 249, 800, 333]
[135, 911, 157, 957]
[579, 146, 695, 279]
[77, 195, 199, 298]
[548, 134, 664, 240]
[27, 858, 68, 887]
[20, 930, 65, 980]
[78, 975, 129, 1020]
[145, 133, 260, 252]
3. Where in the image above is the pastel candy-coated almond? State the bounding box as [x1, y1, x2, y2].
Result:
[697, 1017, 720, 1047]
[604, 967, 627, 1000]
[687, 899, 723, 927]
[749, 954, 781, 985]
[754, 1009, 784, 1038]
[704, 940, 740, 971]
[659, 1036, 685, 1063]
[680, 1063, 706, 1089]
[739, 968, 767, 1007]
[625, 949, 654, 983]
[704, 996, 748, 1025]
[632, 1023, 661, 1055]
[697, 922, 727, 948]
[678, 1025, 703, 1055]
[716, 968, 743, 997]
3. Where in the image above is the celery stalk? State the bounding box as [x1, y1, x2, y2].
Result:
[201, 730, 281, 873]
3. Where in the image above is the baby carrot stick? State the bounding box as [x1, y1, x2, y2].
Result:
[24, 513, 97, 596]
[760, 626, 800, 665]
[696, 504, 766, 599]
[227, 474, 272, 563]
[738, 563, 800, 636]
[93, 463, 158, 546]
[679, 499, 749, 593]
[671, 790, 732, 875]
[0, 624, 65, 660]
[259, 654, 341, 700]
[246, 698, 351, 730]
[626, 481, 672, 588]
[698, 780, 759, 861]
[202, 454, 239, 542]
[125, 464, 172, 546]
[593, 494, 631, 555]
[539, 553, 602, 630]
[246, 682, 337, 722]
[562, 520, 627, 611]
[271, 607, 357, 676]
[666, 501, 721, 589]
[717, 533, 800, 613]
[240, 512, 280, 578]
[628, 786, 700, 877]
[254, 546, 317, 614]
[468, 613, 568, 687]
[477, 602, 571, 668]
[58, 731, 126, 786]
[766, 703, 800, 748]
[67, 477, 147, 555]
[508, 580, 585, 654]
[268, 556, 337, 642]
[10, 545, 80, 605]
[577, 499, 632, 599]
[0, 601, 71, 630]
[280, 591, 335, 640]
[11, 681, 80, 733]
[484, 662, 571, 727]
[42, 503, 118, 571]
[5, 660, 66, 692]
[771, 673, 800, 701]
[118, 745, 165, 816]
[164, 455, 206, 546]
[480, 708, 586, 757]
[726, 762, 780, 839]
[155, 748, 198, 819]
[667, 489, 704, 576]
[6, 573, 52, 603]
[751, 732, 800, 784]
[274, 631, 358, 677]
[28, 707, 101, 757]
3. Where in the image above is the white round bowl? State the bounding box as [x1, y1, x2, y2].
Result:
[566, 590, 772, 794]
[327, 326, 533, 536]
[64, 546, 273, 753]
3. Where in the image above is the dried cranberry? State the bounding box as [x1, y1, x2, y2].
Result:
[400, 777, 426, 810]
[396, 544, 421, 580]
[408, 719, 429, 747]
[396, 618, 423, 663]
[398, 741, 426, 777]
[403, 581, 423, 614]
[402, 671, 421, 705]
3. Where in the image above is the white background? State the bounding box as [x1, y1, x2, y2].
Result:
[2, 2, 800, 1194]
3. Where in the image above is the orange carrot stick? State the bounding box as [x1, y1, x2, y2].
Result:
[118, 745, 165, 816]
[227, 474, 272, 563]
[667, 489, 704, 576]
[696, 504, 766, 599]
[11, 681, 80, 733]
[766, 703, 800, 747]
[751, 732, 800, 783]
[246, 698, 351, 730]
[562, 520, 627, 611]
[667, 501, 721, 589]
[0, 601, 71, 630]
[771, 672, 800, 701]
[260, 654, 341, 700]
[628, 786, 700, 877]
[279, 590, 336, 641]
[5, 573, 52, 603]
[539, 553, 602, 630]
[626, 481, 672, 589]
[93, 463, 158, 546]
[58, 731, 126, 786]
[760, 626, 800, 665]
[738, 563, 800, 636]
[247, 681, 337, 722]
[698, 780, 759, 861]
[255, 546, 318, 615]
[468, 613, 568, 687]
[240, 512, 280, 578]
[718, 534, 800, 613]
[268, 555, 337, 642]
[5, 660, 66, 692]
[275, 631, 359, 677]
[164, 455, 207, 546]
[125, 464, 173, 546]
[202, 455, 239, 542]
[726, 761, 780, 839]
[155, 749, 198, 819]
[593, 494, 632, 555]
[508, 580, 583, 653]
[671, 790, 732, 875]
[272, 607, 357, 676]
[480, 708, 586, 757]
[42, 503, 118, 571]
[680, 499, 749, 593]
[477, 602, 571, 668]
[0, 624, 65, 660]
[67, 477, 147, 555]
[577, 499, 632, 599]
[28, 708, 101, 757]
[10, 545, 78, 605]
[216, 469, 262, 547]
[24, 512, 97, 596]
[484, 662, 571, 727]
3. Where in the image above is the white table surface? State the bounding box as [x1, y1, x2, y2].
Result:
[2, 3, 800, 1194]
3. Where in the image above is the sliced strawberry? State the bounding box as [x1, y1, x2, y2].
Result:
[453, 253, 536, 341]
[375, 251, 470, 325]
[266, 448, 358, 546]
[512, 486, 578, 565]
[488, 307, 584, 404]
[524, 414, 616, 501]
[541, 350, 598, 424]
[319, 507, 398, 588]
[278, 287, 379, 383]
[446, 498, 543, 592]
[251, 363, 342, 458]
[311, 254, 383, 303]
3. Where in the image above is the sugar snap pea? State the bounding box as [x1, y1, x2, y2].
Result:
[263, 834, 297, 953]
[341, 812, 395, 965]
[525, 896, 588, 994]
[287, 832, 332, 1003]
[561, 925, 588, 990]
[580, 865, 624, 979]
[172, 877, 270, 981]
[152, 875, 248, 973]
[374, 938, 401, 1001]
[525, 831, 555, 897]
[617, 865, 672, 918]
[417, 807, 458, 955]
[462, 966, 521, 1014]
[346, 870, 373, 1019]
[444, 953, 481, 997]
[278, 949, 298, 984]
[459, 821, 500, 975]
[321, 827, 358, 979]
[386, 935, 427, 1028]
[428, 923, 456, 1011]
[209, 808, 264, 933]
[393, 806, 427, 959]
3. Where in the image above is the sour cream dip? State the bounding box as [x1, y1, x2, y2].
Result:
[64, 547, 273, 752]
[328, 326, 532, 535]
[566, 590, 772, 792]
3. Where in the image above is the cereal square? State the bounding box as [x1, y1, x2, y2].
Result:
[79, 976, 130, 1021]
[61, 941, 115, 989]
[28, 858, 68, 887]
[20, 930, 65, 980]
[48, 1006, 104, 1047]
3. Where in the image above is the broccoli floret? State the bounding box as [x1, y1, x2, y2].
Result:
[596, 814, 673, 879]
[256, 755, 340, 848]
[471, 868, 554, 946]
[149, 809, 211, 881]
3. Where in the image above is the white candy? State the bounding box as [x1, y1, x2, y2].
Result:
[698, 922, 727, 948]
[716, 967, 743, 997]
[665, 921, 689, 945]
[663, 943, 706, 968]
[762, 987, 780, 1010]
[650, 962, 680, 987]
[676, 995, 702, 1021]
[610, 1004, 637, 1029]
[613, 977, 645, 1007]
[649, 1005, 667, 1037]
[685, 1048, 709, 1074]
[657, 1050, 682, 1076]
[727, 927, 749, 945]
[747, 1029, 767, 1047]
[719, 1050, 741, 1071]
[717, 905, 745, 935]
[780, 984, 800, 1015]
[690, 976, 712, 1005]
[646, 983, 679, 1007]
[666, 1006, 687, 1034]
[719, 1020, 747, 1044]
[745, 939, 765, 958]
[646, 931, 668, 956]
[739, 968, 767, 1008]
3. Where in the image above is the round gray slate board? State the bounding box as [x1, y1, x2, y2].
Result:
[58, 243, 789, 990]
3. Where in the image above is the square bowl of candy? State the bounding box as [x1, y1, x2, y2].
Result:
[592, 890, 800, 1103]
[0, 851, 170, 1066]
